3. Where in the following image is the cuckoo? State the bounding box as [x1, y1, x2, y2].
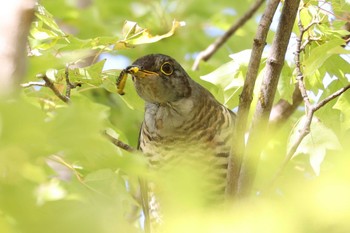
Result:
[117, 54, 235, 231]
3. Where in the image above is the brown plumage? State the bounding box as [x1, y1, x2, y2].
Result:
[119, 54, 235, 232]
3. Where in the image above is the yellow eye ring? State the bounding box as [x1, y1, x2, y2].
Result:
[160, 62, 173, 75]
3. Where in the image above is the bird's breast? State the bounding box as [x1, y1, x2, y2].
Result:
[144, 98, 195, 136]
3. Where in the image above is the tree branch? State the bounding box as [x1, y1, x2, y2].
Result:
[0, 0, 36, 96]
[236, 0, 301, 197]
[269, 83, 350, 187]
[21, 81, 46, 88]
[269, 84, 303, 125]
[192, 0, 265, 70]
[266, 10, 350, 189]
[22, 67, 82, 104]
[104, 131, 136, 152]
[226, 0, 280, 198]
[39, 74, 71, 103]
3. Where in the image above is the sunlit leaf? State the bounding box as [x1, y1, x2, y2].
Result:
[101, 70, 119, 93]
[200, 50, 251, 107]
[303, 38, 346, 77]
[35, 4, 66, 37]
[333, 93, 350, 130]
[278, 62, 295, 103]
[115, 20, 186, 49]
[289, 116, 342, 175]
[35, 178, 67, 205]
[84, 169, 128, 198]
[61, 59, 106, 89]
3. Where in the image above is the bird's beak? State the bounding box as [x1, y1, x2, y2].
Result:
[126, 66, 158, 78]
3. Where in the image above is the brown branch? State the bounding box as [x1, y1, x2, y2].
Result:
[104, 131, 136, 152]
[226, 0, 280, 198]
[269, 84, 303, 125]
[0, 0, 36, 96]
[36, 74, 70, 104]
[236, 0, 301, 197]
[39, 74, 71, 103]
[22, 67, 82, 104]
[192, 0, 265, 70]
[314, 85, 350, 111]
[268, 20, 321, 126]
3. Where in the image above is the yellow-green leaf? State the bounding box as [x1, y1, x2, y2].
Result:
[115, 20, 186, 49]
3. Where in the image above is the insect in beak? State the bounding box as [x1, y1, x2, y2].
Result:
[116, 66, 139, 95]
[116, 66, 157, 95]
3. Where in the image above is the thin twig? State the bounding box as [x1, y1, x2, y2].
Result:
[22, 66, 81, 104]
[21, 81, 45, 88]
[104, 131, 136, 152]
[48, 155, 117, 199]
[266, 10, 350, 188]
[49, 154, 84, 183]
[314, 84, 350, 111]
[39, 74, 71, 103]
[270, 84, 350, 185]
[192, 0, 265, 70]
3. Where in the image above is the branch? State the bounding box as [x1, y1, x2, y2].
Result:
[0, 0, 36, 96]
[266, 11, 350, 189]
[22, 67, 82, 104]
[236, 0, 301, 197]
[226, 0, 280, 197]
[269, 23, 323, 125]
[192, 0, 265, 70]
[21, 81, 46, 88]
[314, 85, 350, 111]
[40, 74, 71, 103]
[104, 131, 136, 152]
[269, 83, 350, 186]
[269, 84, 303, 125]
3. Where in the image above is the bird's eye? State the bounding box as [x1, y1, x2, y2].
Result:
[160, 62, 173, 75]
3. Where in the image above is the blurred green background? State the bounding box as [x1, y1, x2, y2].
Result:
[1, 0, 350, 232]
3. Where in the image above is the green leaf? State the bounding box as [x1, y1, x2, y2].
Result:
[46, 95, 122, 170]
[303, 38, 346, 77]
[278, 62, 295, 104]
[35, 4, 66, 37]
[200, 50, 250, 107]
[84, 169, 128, 198]
[115, 20, 186, 49]
[333, 93, 350, 130]
[101, 71, 119, 93]
[68, 59, 106, 87]
[35, 178, 67, 205]
[289, 117, 342, 175]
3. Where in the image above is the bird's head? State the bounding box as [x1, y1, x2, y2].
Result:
[121, 54, 192, 104]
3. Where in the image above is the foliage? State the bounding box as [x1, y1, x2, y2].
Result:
[1, 0, 350, 233]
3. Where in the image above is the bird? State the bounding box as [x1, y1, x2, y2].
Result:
[117, 54, 235, 232]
